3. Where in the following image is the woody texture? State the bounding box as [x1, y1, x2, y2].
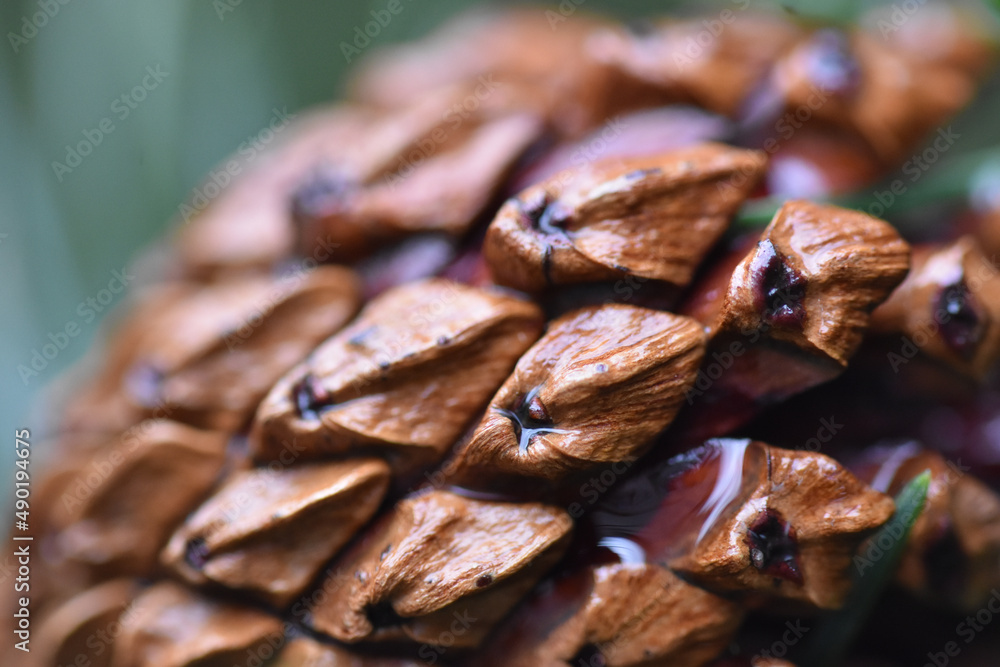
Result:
[13, 4, 1000, 667]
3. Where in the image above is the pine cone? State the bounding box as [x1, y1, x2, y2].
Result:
[19, 6, 1000, 667]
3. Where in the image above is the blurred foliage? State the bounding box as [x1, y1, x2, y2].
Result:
[1, 0, 999, 489]
[798, 470, 932, 667]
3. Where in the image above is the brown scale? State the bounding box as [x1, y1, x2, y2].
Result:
[304, 488, 573, 649]
[470, 439, 891, 666]
[345, 8, 644, 138]
[178, 90, 543, 276]
[250, 279, 543, 477]
[62, 266, 362, 435]
[291, 88, 544, 263]
[445, 303, 706, 492]
[862, 3, 996, 80]
[853, 443, 1000, 611]
[174, 105, 375, 280]
[746, 26, 974, 166]
[673, 199, 910, 444]
[38, 422, 228, 605]
[110, 581, 285, 667]
[28, 579, 139, 667]
[585, 440, 893, 610]
[483, 144, 767, 293]
[478, 563, 743, 667]
[162, 459, 391, 608]
[21, 6, 1000, 667]
[870, 237, 1000, 380]
[588, 13, 804, 118]
[506, 106, 735, 196]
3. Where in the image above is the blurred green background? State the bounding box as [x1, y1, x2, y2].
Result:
[1, 0, 999, 505]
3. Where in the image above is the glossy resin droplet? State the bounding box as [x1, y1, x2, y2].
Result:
[588, 439, 758, 565]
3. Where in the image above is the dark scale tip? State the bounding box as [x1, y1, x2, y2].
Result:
[518, 191, 570, 236]
[293, 373, 334, 420]
[184, 536, 210, 570]
[291, 165, 355, 221]
[804, 29, 862, 98]
[624, 18, 656, 38]
[746, 509, 803, 585]
[571, 643, 608, 667]
[225, 433, 249, 463]
[938, 282, 983, 360]
[124, 361, 165, 408]
[365, 602, 404, 630]
[754, 239, 807, 327]
[497, 386, 563, 454]
[475, 573, 494, 588]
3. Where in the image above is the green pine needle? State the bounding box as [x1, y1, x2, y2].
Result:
[795, 470, 932, 667]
